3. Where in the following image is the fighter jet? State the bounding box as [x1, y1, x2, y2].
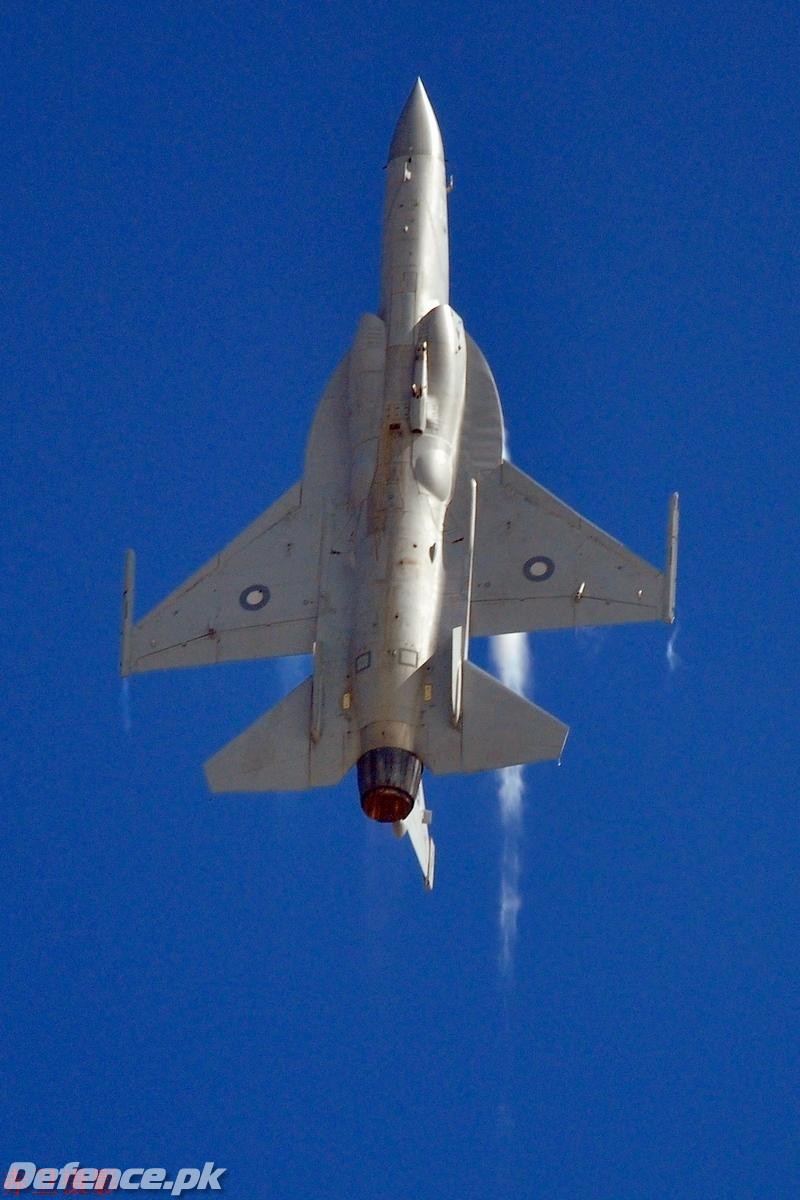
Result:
[121, 80, 678, 890]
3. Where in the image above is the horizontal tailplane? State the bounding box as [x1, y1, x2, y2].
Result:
[419, 661, 568, 775]
[205, 677, 357, 794]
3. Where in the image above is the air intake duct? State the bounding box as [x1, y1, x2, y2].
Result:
[357, 747, 423, 823]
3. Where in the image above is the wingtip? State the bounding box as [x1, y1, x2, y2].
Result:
[120, 549, 136, 677]
[663, 492, 679, 623]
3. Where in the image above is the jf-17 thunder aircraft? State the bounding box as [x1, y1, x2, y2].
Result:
[121, 80, 678, 890]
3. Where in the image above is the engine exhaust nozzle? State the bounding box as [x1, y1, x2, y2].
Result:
[357, 747, 423, 823]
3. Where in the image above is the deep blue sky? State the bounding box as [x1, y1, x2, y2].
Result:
[3, 3, 797, 1197]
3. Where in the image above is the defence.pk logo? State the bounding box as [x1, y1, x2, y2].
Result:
[3, 1163, 226, 1195]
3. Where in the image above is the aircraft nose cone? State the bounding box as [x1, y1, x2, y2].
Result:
[388, 78, 444, 160]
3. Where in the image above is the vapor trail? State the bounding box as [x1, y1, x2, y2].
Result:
[490, 631, 532, 978]
[666, 624, 681, 673]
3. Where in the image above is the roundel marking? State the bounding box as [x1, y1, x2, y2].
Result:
[239, 584, 271, 611]
[523, 556, 555, 583]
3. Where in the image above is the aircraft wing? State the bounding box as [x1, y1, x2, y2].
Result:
[469, 461, 678, 636]
[121, 482, 322, 675]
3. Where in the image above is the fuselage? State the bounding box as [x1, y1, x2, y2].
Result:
[351, 81, 466, 820]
